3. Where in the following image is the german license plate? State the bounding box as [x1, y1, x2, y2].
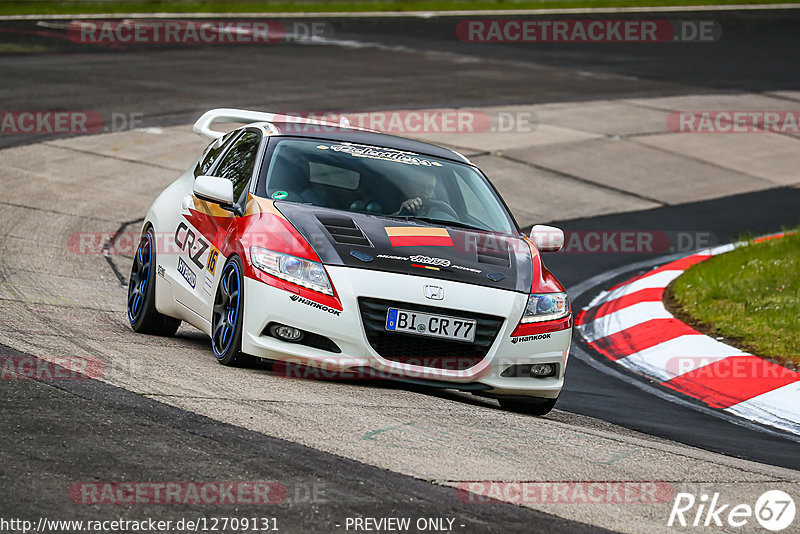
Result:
[385, 308, 476, 342]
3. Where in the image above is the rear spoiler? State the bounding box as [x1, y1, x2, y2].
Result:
[192, 108, 370, 141]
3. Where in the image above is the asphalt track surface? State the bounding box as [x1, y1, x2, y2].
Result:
[1, 341, 607, 534]
[1, 8, 800, 532]
[2, 8, 800, 150]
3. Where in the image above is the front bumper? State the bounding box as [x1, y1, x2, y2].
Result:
[241, 266, 570, 398]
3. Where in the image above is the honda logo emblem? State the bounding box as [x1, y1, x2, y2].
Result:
[424, 285, 444, 300]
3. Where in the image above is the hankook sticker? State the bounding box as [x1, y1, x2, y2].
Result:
[289, 294, 341, 316]
[510, 333, 552, 344]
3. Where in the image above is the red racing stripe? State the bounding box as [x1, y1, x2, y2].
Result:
[579, 255, 710, 327]
[388, 235, 455, 247]
[588, 318, 699, 361]
[600, 254, 708, 295]
[605, 272, 647, 293]
[662, 355, 800, 408]
[752, 232, 786, 244]
[646, 254, 710, 276]
[582, 287, 664, 324]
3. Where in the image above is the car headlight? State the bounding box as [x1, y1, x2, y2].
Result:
[522, 292, 570, 323]
[250, 246, 333, 296]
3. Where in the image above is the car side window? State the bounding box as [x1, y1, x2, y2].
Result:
[194, 131, 238, 178]
[213, 131, 261, 202]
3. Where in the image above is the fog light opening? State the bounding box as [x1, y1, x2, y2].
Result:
[530, 363, 555, 377]
[270, 324, 305, 342]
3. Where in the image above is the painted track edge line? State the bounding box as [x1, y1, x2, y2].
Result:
[570, 343, 800, 444]
[575, 236, 800, 435]
[566, 248, 800, 444]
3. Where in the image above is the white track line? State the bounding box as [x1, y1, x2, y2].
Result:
[576, 240, 800, 436]
[568, 249, 800, 443]
[619, 335, 747, 382]
[579, 301, 673, 342]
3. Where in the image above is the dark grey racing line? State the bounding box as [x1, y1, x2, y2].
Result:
[3, 9, 800, 151]
[0, 343, 610, 534]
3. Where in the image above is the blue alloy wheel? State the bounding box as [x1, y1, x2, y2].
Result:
[212, 261, 242, 358]
[127, 233, 152, 324]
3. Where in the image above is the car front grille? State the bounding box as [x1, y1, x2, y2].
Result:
[358, 297, 504, 370]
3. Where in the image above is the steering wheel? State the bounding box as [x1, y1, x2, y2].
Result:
[398, 199, 459, 219]
[418, 199, 459, 219]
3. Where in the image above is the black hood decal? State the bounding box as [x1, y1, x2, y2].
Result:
[275, 203, 532, 293]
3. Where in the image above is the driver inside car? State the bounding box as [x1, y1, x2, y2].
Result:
[393, 170, 439, 215]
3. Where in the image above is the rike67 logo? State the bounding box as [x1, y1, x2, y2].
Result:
[668, 490, 795, 531]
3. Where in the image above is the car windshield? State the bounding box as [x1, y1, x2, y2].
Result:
[258, 138, 517, 234]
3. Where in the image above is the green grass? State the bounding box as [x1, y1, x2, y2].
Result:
[0, 43, 52, 52]
[0, 0, 795, 15]
[669, 231, 800, 367]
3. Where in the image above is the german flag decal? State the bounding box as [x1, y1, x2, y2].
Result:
[385, 226, 454, 247]
[411, 264, 440, 270]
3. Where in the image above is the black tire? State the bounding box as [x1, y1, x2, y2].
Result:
[211, 256, 253, 367]
[498, 396, 558, 416]
[127, 228, 181, 336]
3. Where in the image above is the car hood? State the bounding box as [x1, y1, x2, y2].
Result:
[275, 202, 533, 293]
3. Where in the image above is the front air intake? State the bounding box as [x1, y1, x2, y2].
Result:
[476, 242, 511, 268]
[316, 214, 372, 247]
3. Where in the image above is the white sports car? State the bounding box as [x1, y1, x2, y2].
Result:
[127, 109, 571, 414]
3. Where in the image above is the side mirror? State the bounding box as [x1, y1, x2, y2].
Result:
[530, 224, 564, 252]
[193, 175, 234, 206]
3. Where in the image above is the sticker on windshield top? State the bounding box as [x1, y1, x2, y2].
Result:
[271, 190, 289, 200]
[316, 144, 443, 167]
